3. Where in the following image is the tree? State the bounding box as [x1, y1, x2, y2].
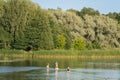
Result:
[24, 27, 40, 50]
[92, 40, 101, 49]
[0, 26, 9, 49]
[37, 11, 54, 50]
[107, 12, 120, 24]
[56, 35, 66, 49]
[78, 7, 100, 17]
[0, 0, 120, 50]
[1, 0, 36, 49]
[0, 0, 4, 18]
[24, 9, 54, 50]
[72, 37, 86, 50]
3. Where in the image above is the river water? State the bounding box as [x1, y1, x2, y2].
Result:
[0, 58, 120, 80]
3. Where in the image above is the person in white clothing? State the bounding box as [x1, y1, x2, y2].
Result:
[55, 62, 59, 71]
[46, 63, 49, 72]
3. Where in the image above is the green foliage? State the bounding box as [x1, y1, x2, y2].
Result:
[56, 35, 66, 49]
[92, 40, 101, 49]
[24, 9, 54, 50]
[1, 0, 37, 49]
[78, 7, 100, 17]
[0, 26, 10, 49]
[0, 49, 120, 56]
[72, 37, 86, 50]
[86, 42, 93, 50]
[0, 0, 120, 51]
[107, 12, 120, 24]
[82, 14, 120, 48]
[36, 11, 54, 50]
[0, 0, 4, 18]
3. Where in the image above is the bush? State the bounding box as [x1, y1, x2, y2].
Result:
[72, 37, 86, 50]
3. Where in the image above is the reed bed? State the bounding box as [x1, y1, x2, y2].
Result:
[0, 49, 120, 59]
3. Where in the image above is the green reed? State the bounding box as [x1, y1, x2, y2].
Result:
[0, 48, 120, 57]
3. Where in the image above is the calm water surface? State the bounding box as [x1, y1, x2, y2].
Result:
[0, 58, 120, 80]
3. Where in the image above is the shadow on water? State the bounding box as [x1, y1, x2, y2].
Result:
[0, 58, 120, 80]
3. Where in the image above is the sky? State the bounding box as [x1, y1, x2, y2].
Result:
[32, 0, 120, 14]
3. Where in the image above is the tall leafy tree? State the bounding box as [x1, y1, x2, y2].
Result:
[0, 0, 10, 49]
[1, 0, 36, 48]
[25, 9, 54, 50]
[0, 0, 120, 50]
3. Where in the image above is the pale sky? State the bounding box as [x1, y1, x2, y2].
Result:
[32, 0, 120, 14]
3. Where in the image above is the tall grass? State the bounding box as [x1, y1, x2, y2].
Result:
[0, 49, 25, 54]
[34, 49, 120, 56]
[0, 48, 120, 57]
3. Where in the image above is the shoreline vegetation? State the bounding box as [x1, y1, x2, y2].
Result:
[0, 49, 120, 59]
[1, 0, 120, 52]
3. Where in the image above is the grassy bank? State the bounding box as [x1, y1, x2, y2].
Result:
[35, 49, 120, 56]
[0, 49, 120, 58]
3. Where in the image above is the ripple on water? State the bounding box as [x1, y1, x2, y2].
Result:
[0, 66, 119, 80]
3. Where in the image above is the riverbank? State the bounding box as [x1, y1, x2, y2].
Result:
[0, 49, 120, 59]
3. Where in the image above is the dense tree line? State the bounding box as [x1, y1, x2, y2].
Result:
[0, 0, 120, 50]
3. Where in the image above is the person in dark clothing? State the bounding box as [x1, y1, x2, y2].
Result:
[66, 67, 70, 72]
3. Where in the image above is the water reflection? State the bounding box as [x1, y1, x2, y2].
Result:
[67, 72, 70, 80]
[46, 69, 49, 80]
[55, 70, 58, 80]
